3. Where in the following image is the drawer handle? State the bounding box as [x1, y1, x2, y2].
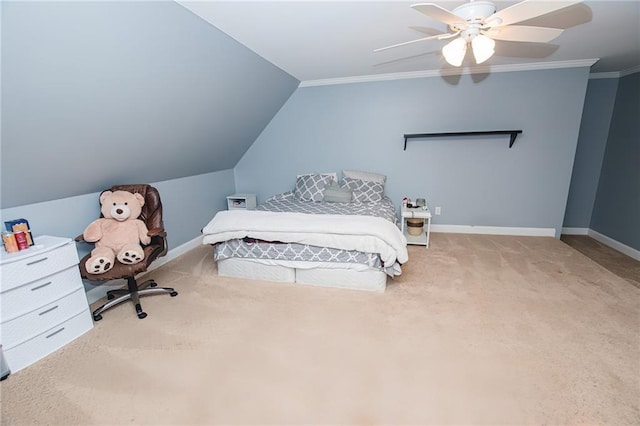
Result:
[31, 281, 52, 291]
[46, 328, 65, 339]
[39, 305, 59, 316]
[26, 257, 48, 266]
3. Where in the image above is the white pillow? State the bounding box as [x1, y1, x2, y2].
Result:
[342, 170, 386, 185]
[297, 172, 337, 182]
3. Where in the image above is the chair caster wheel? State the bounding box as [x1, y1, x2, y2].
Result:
[150, 282, 157, 288]
[170, 291, 178, 297]
[137, 312, 147, 319]
[93, 314, 103, 321]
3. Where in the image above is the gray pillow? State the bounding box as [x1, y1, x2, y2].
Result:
[323, 181, 352, 203]
[294, 173, 333, 202]
[342, 177, 384, 203]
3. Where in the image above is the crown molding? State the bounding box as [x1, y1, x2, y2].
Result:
[589, 72, 621, 80]
[589, 64, 640, 79]
[299, 59, 599, 87]
[620, 64, 640, 77]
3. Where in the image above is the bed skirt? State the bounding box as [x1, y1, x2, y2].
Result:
[217, 258, 387, 292]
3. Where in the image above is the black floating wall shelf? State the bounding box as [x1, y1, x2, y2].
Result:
[403, 130, 523, 150]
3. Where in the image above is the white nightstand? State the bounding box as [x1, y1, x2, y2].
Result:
[226, 193, 257, 210]
[400, 205, 432, 248]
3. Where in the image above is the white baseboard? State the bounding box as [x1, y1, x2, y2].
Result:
[561, 227, 590, 235]
[146, 235, 203, 272]
[84, 235, 204, 304]
[561, 227, 640, 261]
[588, 229, 640, 261]
[431, 224, 556, 237]
[85, 283, 117, 305]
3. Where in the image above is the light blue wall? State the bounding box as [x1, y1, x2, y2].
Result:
[1, 0, 298, 208]
[235, 68, 590, 237]
[590, 72, 640, 250]
[563, 78, 619, 228]
[0, 169, 234, 254]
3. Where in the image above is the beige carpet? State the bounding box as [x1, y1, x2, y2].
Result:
[561, 234, 640, 289]
[1, 233, 639, 425]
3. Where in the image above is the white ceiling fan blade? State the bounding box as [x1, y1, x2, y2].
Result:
[374, 32, 456, 52]
[484, 25, 564, 43]
[489, 0, 582, 27]
[408, 26, 446, 36]
[411, 3, 468, 29]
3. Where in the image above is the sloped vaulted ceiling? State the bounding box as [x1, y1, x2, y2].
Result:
[1, 1, 299, 208]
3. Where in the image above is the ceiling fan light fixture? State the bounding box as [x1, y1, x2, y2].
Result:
[379, 0, 582, 68]
[442, 36, 467, 67]
[471, 34, 495, 64]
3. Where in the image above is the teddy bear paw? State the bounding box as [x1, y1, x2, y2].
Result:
[120, 251, 143, 264]
[87, 257, 113, 274]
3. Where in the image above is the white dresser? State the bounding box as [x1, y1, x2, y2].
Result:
[0, 235, 93, 374]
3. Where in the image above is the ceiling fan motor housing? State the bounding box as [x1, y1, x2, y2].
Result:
[450, 1, 497, 30]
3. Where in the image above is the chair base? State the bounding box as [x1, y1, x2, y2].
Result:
[92, 276, 178, 321]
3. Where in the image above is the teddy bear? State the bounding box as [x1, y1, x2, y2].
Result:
[83, 190, 151, 274]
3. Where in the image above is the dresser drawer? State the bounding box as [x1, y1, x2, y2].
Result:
[1, 288, 90, 349]
[0, 242, 79, 292]
[1, 266, 84, 322]
[3, 309, 93, 374]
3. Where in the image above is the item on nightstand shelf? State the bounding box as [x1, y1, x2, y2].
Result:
[406, 218, 425, 236]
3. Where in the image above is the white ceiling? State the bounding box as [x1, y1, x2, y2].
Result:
[178, 1, 640, 83]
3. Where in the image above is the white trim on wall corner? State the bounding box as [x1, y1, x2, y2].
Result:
[590, 64, 640, 79]
[561, 227, 640, 261]
[588, 72, 621, 80]
[299, 59, 599, 87]
[561, 227, 590, 235]
[620, 65, 640, 77]
[431, 224, 556, 237]
[588, 229, 640, 261]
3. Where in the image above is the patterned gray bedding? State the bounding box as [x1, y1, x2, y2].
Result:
[257, 191, 398, 224]
[212, 191, 399, 273]
[214, 239, 383, 269]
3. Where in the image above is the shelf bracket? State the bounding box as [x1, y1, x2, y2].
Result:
[403, 130, 523, 150]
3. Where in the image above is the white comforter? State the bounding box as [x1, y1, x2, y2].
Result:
[202, 210, 408, 274]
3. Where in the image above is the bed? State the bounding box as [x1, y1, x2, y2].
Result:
[201, 171, 408, 292]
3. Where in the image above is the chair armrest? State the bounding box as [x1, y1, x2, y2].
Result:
[147, 227, 166, 238]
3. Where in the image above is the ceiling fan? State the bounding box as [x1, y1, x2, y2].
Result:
[375, 0, 582, 66]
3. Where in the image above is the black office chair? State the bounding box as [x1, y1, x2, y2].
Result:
[77, 184, 177, 320]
